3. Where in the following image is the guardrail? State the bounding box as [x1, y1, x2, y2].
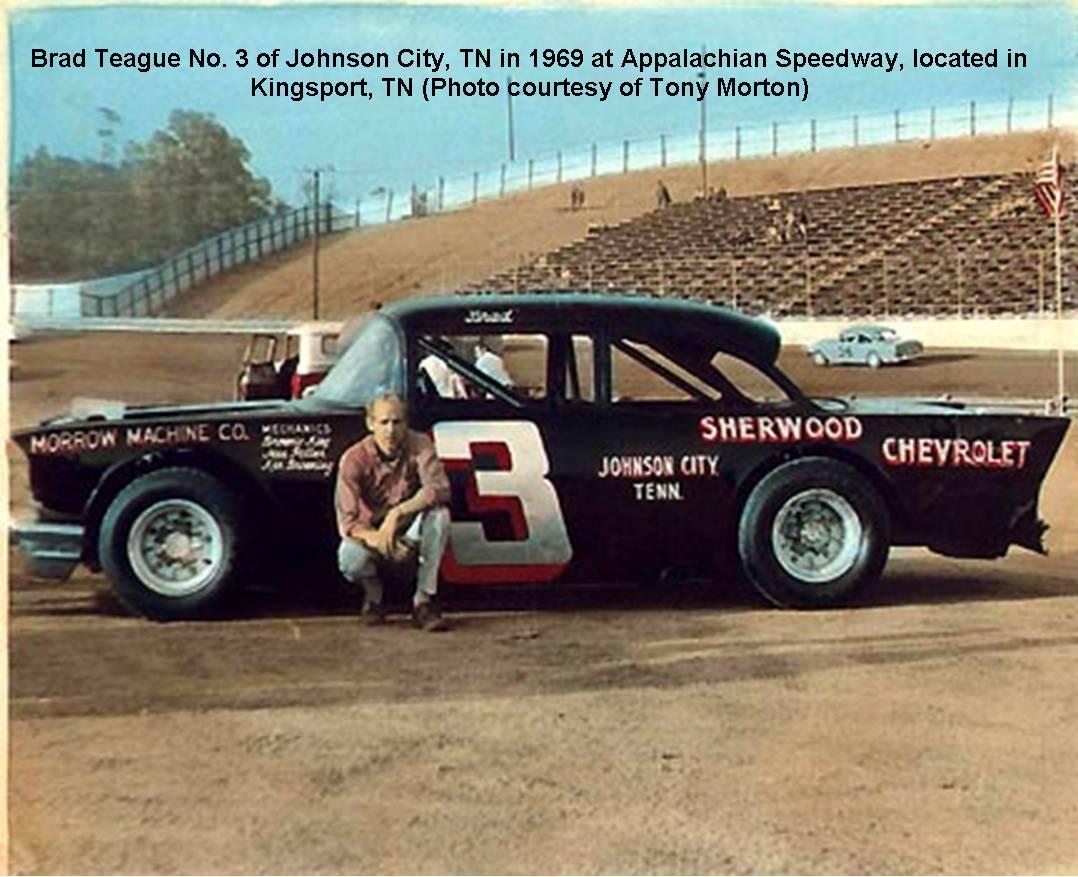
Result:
[79, 203, 351, 318]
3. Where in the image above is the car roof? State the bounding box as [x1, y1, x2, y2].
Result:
[843, 324, 893, 335]
[379, 293, 782, 366]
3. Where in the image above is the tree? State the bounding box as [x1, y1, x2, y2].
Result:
[11, 110, 278, 280]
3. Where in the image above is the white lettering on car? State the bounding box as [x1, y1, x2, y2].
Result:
[433, 420, 571, 583]
[699, 415, 863, 444]
[880, 436, 1031, 468]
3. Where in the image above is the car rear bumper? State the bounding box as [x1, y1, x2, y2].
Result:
[10, 520, 84, 579]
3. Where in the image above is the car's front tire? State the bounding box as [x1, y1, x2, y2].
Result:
[99, 468, 247, 620]
[738, 458, 889, 608]
[867, 352, 882, 369]
[812, 351, 828, 366]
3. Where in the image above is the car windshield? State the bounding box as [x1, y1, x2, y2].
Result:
[311, 314, 404, 406]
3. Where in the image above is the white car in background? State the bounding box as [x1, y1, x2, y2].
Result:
[808, 324, 924, 368]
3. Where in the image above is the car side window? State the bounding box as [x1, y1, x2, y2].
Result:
[711, 352, 790, 404]
[610, 338, 720, 403]
[564, 334, 596, 403]
[416, 333, 549, 402]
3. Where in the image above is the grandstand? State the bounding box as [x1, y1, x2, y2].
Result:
[463, 168, 1077, 318]
[160, 130, 1073, 322]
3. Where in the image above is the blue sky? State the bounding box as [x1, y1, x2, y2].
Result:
[10, 2, 1077, 207]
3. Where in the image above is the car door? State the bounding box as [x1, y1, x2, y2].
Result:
[408, 329, 579, 586]
[577, 329, 732, 582]
[835, 332, 855, 364]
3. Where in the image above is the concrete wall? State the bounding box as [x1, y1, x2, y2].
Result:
[774, 317, 1078, 351]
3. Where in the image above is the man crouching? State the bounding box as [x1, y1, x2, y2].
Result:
[335, 393, 452, 631]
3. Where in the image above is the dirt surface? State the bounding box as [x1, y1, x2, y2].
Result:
[8, 331, 1078, 874]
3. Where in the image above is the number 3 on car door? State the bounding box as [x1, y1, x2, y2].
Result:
[432, 420, 572, 583]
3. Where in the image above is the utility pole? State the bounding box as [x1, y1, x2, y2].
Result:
[311, 168, 321, 320]
[698, 53, 708, 196]
[507, 77, 516, 162]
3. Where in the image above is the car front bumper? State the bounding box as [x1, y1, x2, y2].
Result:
[10, 520, 84, 579]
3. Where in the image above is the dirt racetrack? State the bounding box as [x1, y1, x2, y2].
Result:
[8, 333, 1078, 874]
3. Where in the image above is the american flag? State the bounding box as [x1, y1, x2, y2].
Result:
[1033, 148, 1065, 219]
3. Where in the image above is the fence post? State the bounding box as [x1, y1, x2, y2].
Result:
[216, 234, 225, 272]
[771, 122, 778, 156]
[623, 140, 629, 173]
[591, 143, 597, 177]
[255, 222, 264, 260]
[1006, 96, 1014, 133]
[355, 198, 361, 228]
[500, 164, 506, 197]
[930, 107, 937, 140]
[473, 171, 479, 204]
[385, 190, 394, 222]
[894, 109, 901, 142]
[1047, 93, 1054, 129]
[735, 126, 741, 159]
[167, 256, 177, 298]
[660, 134, 667, 168]
[438, 177, 444, 212]
[557, 151, 563, 183]
[810, 119, 817, 152]
[528, 159, 534, 190]
[969, 101, 976, 136]
[243, 226, 251, 264]
[853, 114, 859, 147]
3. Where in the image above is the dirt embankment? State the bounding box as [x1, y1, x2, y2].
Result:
[167, 130, 1073, 321]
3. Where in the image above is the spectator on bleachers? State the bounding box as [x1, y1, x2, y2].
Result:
[796, 208, 810, 243]
[656, 180, 672, 209]
[783, 209, 796, 243]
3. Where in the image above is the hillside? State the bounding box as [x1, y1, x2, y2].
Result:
[168, 130, 1073, 320]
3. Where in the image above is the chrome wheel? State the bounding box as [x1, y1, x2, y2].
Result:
[127, 499, 224, 597]
[771, 489, 862, 583]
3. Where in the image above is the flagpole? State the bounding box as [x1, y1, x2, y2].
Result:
[1055, 190, 1064, 409]
[1052, 144, 1065, 410]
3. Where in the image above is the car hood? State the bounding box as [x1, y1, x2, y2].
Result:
[19, 396, 299, 434]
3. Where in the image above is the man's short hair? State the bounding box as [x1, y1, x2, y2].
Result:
[477, 335, 504, 354]
[367, 391, 408, 413]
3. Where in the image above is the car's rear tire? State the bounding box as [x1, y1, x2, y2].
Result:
[867, 352, 882, 369]
[738, 458, 889, 608]
[99, 468, 247, 620]
[812, 352, 828, 367]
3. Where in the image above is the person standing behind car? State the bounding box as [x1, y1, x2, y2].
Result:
[335, 393, 452, 631]
[474, 336, 514, 388]
[419, 351, 468, 399]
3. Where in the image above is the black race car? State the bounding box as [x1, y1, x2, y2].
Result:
[11, 293, 1069, 620]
